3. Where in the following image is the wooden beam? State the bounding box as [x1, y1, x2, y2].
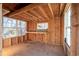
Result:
[8, 4, 41, 17]
[16, 14, 29, 21]
[22, 13, 33, 21]
[23, 13, 39, 22]
[25, 12, 40, 21]
[9, 11, 38, 22]
[8, 3, 47, 22]
[3, 9, 10, 15]
[48, 4, 54, 18]
[31, 10, 45, 20]
[60, 3, 66, 16]
[60, 4, 63, 15]
[23, 12, 41, 22]
[12, 13, 32, 21]
[38, 6, 49, 20]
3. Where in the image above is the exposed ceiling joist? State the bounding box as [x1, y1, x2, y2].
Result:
[7, 3, 49, 22]
[29, 9, 46, 21]
[8, 4, 38, 17]
[8, 4, 43, 17]
[3, 3, 67, 22]
[48, 4, 54, 18]
[26, 13, 38, 22]
[60, 3, 66, 16]
[17, 14, 28, 20]
[25, 12, 40, 21]
[38, 6, 49, 20]
[3, 9, 10, 15]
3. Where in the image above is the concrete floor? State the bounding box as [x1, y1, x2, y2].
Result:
[2, 41, 65, 56]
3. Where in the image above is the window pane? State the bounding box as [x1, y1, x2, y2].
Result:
[18, 29, 22, 36]
[67, 7, 71, 27]
[64, 12, 68, 38]
[11, 19, 16, 27]
[20, 21, 26, 28]
[21, 28, 26, 35]
[37, 23, 48, 30]
[11, 30, 17, 37]
[17, 20, 21, 27]
[64, 6, 71, 47]
[66, 28, 71, 46]
[3, 17, 12, 27]
[44, 23, 48, 29]
[3, 28, 10, 38]
[3, 28, 17, 38]
[3, 17, 27, 39]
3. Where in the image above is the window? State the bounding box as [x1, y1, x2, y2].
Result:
[3, 17, 26, 39]
[17, 20, 26, 36]
[37, 23, 48, 31]
[64, 6, 71, 47]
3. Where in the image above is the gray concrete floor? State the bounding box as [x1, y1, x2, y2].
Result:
[2, 41, 65, 56]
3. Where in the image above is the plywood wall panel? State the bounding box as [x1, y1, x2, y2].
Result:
[3, 39, 11, 48]
[18, 36, 24, 43]
[42, 33, 49, 44]
[48, 16, 61, 45]
[48, 19, 56, 45]
[55, 17, 60, 45]
[70, 27, 77, 55]
[60, 15, 64, 45]
[27, 16, 62, 45]
[27, 33, 36, 41]
[27, 21, 49, 44]
[11, 37, 18, 45]
[71, 4, 79, 56]
[35, 34, 43, 42]
[23, 35, 27, 42]
[27, 21, 36, 31]
[3, 35, 27, 48]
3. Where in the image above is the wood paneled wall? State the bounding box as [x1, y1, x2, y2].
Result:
[48, 16, 62, 45]
[70, 4, 79, 56]
[3, 20, 27, 48]
[27, 21, 49, 43]
[62, 4, 79, 56]
[27, 16, 63, 45]
[3, 35, 27, 48]
[27, 21, 37, 41]
[27, 21, 36, 32]
[60, 15, 64, 46]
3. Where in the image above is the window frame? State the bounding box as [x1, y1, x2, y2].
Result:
[64, 4, 71, 47]
[37, 22, 48, 31]
[2, 17, 26, 39]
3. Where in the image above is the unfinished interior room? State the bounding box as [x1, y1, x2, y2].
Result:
[2, 3, 79, 56]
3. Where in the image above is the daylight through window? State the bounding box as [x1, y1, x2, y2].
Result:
[64, 6, 71, 47]
[3, 17, 26, 39]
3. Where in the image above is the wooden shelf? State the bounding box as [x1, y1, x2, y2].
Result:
[26, 32, 47, 34]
